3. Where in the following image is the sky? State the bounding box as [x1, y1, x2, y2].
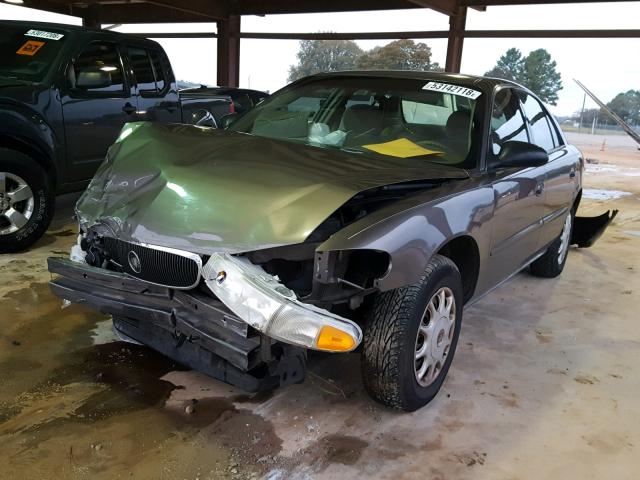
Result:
[2, 1, 639, 116]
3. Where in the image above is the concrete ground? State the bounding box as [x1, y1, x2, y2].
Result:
[1, 132, 639, 480]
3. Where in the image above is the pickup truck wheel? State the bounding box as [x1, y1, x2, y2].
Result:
[530, 211, 573, 278]
[0, 150, 54, 253]
[361, 254, 463, 411]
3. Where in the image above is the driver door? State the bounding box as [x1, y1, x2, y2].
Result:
[61, 41, 137, 183]
[485, 88, 548, 286]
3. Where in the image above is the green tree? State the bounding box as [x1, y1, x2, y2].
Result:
[607, 90, 640, 124]
[287, 39, 363, 82]
[484, 48, 523, 82]
[520, 49, 563, 105]
[485, 48, 563, 105]
[357, 39, 441, 71]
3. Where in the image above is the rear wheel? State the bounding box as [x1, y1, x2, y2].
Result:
[530, 211, 573, 278]
[0, 149, 55, 253]
[361, 255, 463, 411]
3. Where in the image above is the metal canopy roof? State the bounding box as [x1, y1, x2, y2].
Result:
[21, 0, 640, 22]
[15, 0, 640, 87]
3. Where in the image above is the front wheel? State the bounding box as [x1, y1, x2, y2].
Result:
[361, 255, 463, 411]
[0, 149, 55, 253]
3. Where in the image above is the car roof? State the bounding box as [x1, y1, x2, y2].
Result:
[301, 70, 530, 96]
[1, 20, 159, 46]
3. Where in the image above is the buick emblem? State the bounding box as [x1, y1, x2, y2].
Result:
[128, 250, 142, 274]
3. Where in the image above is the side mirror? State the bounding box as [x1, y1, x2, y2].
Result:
[76, 68, 112, 89]
[191, 109, 217, 128]
[218, 112, 239, 129]
[495, 141, 548, 169]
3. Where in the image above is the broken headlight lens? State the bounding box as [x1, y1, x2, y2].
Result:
[203, 253, 362, 352]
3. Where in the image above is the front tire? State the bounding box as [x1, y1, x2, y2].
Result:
[0, 149, 55, 253]
[361, 254, 463, 411]
[530, 210, 573, 278]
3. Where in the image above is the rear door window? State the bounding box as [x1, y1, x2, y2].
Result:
[128, 46, 168, 94]
[149, 49, 167, 91]
[519, 93, 559, 152]
[128, 47, 155, 92]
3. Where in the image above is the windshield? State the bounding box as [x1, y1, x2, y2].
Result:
[0, 26, 68, 83]
[229, 76, 483, 168]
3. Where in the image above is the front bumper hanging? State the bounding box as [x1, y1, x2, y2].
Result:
[47, 257, 306, 392]
[571, 210, 618, 248]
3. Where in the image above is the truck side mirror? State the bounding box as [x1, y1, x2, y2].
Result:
[495, 141, 548, 169]
[76, 68, 112, 90]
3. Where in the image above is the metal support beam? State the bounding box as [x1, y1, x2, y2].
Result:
[81, 4, 101, 29]
[406, 0, 458, 16]
[217, 15, 240, 88]
[445, 6, 466, 72]
[130, 28, 640, 40]
[463, 0, 638, 6]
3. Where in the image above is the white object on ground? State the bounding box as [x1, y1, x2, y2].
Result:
[582, 189, 633, 200]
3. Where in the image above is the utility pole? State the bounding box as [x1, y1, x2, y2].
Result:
[578, 92, 586, 134]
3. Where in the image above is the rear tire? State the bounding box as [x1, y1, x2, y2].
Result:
[0, 149, 55, 253]
[361, 254, 463, 412]
[530, 210, 573, 278]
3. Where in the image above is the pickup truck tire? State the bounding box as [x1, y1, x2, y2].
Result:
[0, 149, 54, 253]
[530, 211, 573, 278]
[361, 254, 463, 411]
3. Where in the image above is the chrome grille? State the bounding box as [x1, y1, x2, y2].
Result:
[103, 237, 202, 289]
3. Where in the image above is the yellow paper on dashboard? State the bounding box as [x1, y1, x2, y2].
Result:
[362, 138, 443, 158]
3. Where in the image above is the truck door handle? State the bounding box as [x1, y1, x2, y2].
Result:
[569, 169, 576, 178]
[122, 103, 137, 115]
[535, 182, 544, 196]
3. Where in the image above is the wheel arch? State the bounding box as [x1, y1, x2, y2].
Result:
[0, 136, 57, 188]
[435, 234, 480, 303]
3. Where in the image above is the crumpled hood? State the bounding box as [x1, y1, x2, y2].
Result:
[77, 122, 468, 254]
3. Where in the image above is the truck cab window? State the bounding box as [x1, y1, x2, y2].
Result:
[149, 50, 166, 91]
[71, 42, 124, 93]
[128, 47, 156, 93]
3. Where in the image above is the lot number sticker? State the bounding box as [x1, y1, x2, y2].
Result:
[16, 40, 46, 56]
[423, 81, 482, 100]
[25, 29, 64, 41]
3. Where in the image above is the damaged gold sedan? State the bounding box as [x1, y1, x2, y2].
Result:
[48, 72, 615, 411]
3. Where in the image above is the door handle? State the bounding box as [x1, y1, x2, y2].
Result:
[122, 103, 137, 115]
[535, 182, 544, 196]
[569, 169, 576, 179]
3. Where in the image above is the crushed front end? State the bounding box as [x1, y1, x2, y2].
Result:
[49, 230, 369, 391]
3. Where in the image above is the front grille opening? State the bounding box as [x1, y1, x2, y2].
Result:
[101, 237, 201, 289]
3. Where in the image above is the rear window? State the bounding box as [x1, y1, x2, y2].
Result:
[0, 26, 68, 83]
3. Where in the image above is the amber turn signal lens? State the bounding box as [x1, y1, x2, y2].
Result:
[315, 325, 356, 352]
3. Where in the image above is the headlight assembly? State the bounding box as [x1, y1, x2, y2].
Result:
[202, 253, 362, 352]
